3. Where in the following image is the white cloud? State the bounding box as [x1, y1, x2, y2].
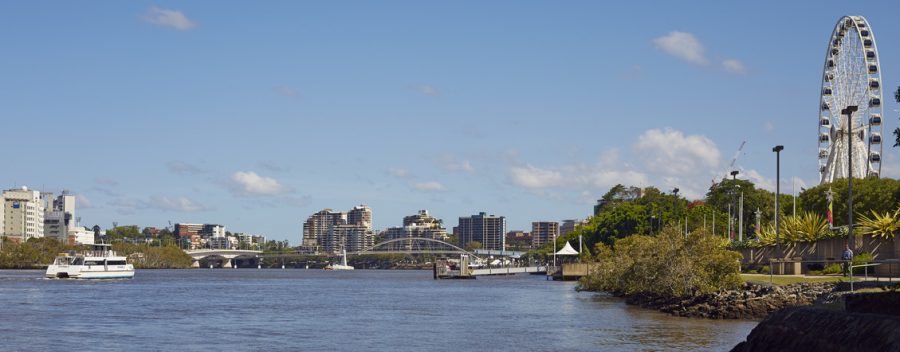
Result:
[75, 194, 94, 209]
[415, 84, 438, 96]
[149, 195, 207, 212]
[722, 59, 747, 74]
[437, 155, 475, 174]
[882, 153, 900, 179]
[412, 181, 448, 192]
[387, 167, 412, 179]
[94, 178, 118, 186]
[142, 6, 195, 30]
[653, 31, 708, 65]
[228, 171, 289, 196]
[167, 161, 205, 175]
[741, 169, 775, 192]
[510, 164, 564, 189]
[507, 128, 733, 201]
[110, 195, 208, 214]
[509, 160, 649, 192]
[634, 128, 721, 177]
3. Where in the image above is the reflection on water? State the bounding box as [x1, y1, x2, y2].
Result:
[0, 270, 754, 351]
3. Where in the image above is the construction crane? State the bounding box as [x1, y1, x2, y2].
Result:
[712, 141, 747, 186]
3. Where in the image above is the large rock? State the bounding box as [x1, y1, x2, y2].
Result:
[624, 282, 838, 319]
[731, 306, 900, 352]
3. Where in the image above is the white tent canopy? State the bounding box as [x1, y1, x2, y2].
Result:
[555, 241, 579, 256]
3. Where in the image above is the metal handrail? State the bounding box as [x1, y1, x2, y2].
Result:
[764, 258, 898, 287]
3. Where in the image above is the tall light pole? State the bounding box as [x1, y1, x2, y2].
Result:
[730, 170, 739, 241]
[773, 145, 784, 258]
[672, 187, 679, 234]
[754, 207, 762, 239]
[843, 106, 858, 250]
[739, 190, 744, 242]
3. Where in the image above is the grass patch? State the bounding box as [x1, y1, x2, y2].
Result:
[741, 274, 857, 285]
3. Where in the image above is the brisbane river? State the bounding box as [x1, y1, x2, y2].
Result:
[0, 269, 755, 351]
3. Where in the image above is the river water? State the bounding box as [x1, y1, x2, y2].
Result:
[0, 269, 755, 351]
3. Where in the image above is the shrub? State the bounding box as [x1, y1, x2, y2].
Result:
[822, 263, 842, 275]
[578, 226, 742, 297]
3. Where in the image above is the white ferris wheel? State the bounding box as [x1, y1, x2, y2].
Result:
[818, 15, 883, 184]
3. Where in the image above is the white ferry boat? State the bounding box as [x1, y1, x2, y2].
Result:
[46, 244, 135, 279]
[324, 250, 354, 270]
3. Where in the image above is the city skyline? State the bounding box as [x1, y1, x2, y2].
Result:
[2, 1, 899, 242]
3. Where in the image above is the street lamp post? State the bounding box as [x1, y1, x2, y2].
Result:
[843, 106, 859, 250]
[773, 145, 784, 258]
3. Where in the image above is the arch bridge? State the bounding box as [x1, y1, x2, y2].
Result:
[352, 237, 478, 258]
[184, 249, 262, 268]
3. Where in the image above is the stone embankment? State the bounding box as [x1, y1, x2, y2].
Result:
[624, 282, 840, 319]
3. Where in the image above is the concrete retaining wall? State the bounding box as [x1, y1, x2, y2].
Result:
[739, 236, 900, 275]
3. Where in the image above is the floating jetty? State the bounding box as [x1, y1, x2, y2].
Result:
[433, 255, 548, 279]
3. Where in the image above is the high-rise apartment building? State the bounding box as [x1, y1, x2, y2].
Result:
[382, 210, 448, 251]
[302, 209, 347, 250]
[531, 221, 559, 247]
[326, 224, 374, 253]
[348, 205, 372, 228]
[456, 212, 506, 251]
[302, 206, 374, 254]
[2, 186, 46, 242]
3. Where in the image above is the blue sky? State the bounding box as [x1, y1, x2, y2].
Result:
[2, 1, 898, 244]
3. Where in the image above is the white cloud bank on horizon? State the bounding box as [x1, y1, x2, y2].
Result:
[508, 128, 733, 200]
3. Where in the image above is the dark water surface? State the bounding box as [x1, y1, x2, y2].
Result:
[0, 269, 755, 351]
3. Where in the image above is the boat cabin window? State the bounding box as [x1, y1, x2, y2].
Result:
[73, 258, 84, 265]
[85, 260, 105, 265]
[107, 260, 127, 265]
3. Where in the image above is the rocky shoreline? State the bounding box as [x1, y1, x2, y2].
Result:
[621, 282, 843, 320]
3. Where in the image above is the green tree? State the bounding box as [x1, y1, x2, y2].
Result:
[798, 177, 900, 227]
[705, 178, 794, 239]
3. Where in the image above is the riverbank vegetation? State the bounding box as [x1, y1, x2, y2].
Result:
[111, 243, 193, 269]
[578, 226, 742, 296]
[533, 178, 899, 257]
[0, 237, 193, 269]
[0, 237, 73, 269]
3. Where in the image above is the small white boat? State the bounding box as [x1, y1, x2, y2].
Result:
[324, 250, 354, 270]
[46, 244, 135, 279]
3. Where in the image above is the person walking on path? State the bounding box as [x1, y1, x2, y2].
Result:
[841, 243, 854, 277]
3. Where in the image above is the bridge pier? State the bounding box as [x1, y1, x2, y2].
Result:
[222, 258, 232, 268]
[191, 260, 200, 268]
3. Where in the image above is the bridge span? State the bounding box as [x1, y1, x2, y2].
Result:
[184, 249, 262, 268]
